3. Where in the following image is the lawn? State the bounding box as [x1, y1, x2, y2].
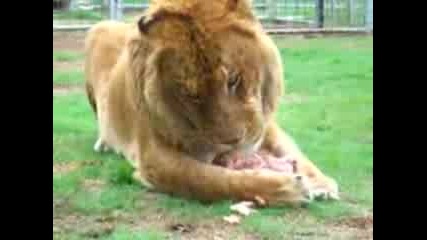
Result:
[53, 35, 373, 239]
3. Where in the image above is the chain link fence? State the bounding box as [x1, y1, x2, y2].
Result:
[53, 0, 373, 33]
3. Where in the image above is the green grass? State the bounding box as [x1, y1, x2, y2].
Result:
[54, 51, 84, 62]
[53, 70, 84, 85]
[53, 36, 373, 239]
[101, 227, 167, 240]
[53, 52, 84, 85]
[54, 226, 167, 240]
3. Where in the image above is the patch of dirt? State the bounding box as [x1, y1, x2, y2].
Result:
[53, 159, 99, 175]
[325, 226, 372, 240]
[268, 210, 373, 240]
[114, 207, 259, 240]
[53, 162, 79, 174]
[53, 206, 259, 240]
[165, 220, 258, 240]
[326, 214, 373, 240]
[53, 85, 84, 96]
[54, 212, 115, 239]
[334, 215, 373, 230]
[53, 32, 86, 51]
[285, 222, 372, 240]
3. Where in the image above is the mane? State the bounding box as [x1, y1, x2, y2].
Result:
[147, 0, 257, 26]
[127, 0, 263, 116]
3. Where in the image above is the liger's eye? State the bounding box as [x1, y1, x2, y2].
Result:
[228, 71, 241, 94]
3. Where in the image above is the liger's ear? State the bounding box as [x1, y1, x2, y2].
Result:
[137, 9, 168, 34]
[137, 15, 155, 34]
[137, 9, 192, 34]
[224, 0, 256, 19]
[226, 0, 239, 11]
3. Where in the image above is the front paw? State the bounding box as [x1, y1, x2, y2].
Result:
[257, 172, 314, 207]
[310, 176, 340, 201]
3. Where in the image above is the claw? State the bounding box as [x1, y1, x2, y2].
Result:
[312, 189, 328, 201]
[93, 138, 104, 152]
[329, 191, 340, 200]
[311, 187, 340, 201]
[93, 138, 111, 153]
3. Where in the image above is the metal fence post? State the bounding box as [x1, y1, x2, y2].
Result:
[109, 0, 116, 20]
[331, 0, 336, 27]
[116, 0, 123, 20]
[349, 0, 355, 26]
[69, 0, 77, 10]
[365, 0, 373, 30]
[266, 0, 277, 24]
[315, 0, 325, 28]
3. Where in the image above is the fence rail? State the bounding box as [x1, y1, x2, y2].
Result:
[53, 0, 373, 33]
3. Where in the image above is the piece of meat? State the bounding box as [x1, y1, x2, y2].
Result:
[213, 150, 297, 173]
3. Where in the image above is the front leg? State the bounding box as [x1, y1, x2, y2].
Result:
[262, 122, 340, 201]
[133, 140, 313, 207]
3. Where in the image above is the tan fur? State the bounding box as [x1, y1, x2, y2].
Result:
[84, 0, 339, 206]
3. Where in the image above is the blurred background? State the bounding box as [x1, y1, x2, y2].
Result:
[53, 0, 373, 33]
